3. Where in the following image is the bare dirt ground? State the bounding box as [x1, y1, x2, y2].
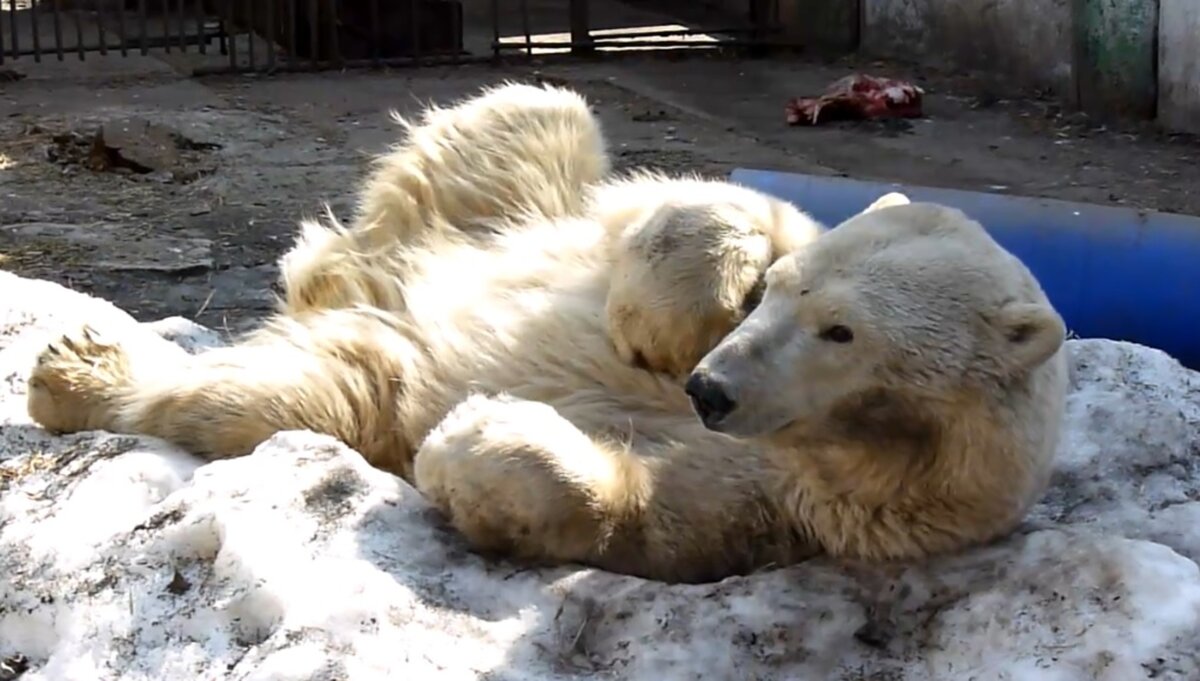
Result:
[2, 44, 1197, 335]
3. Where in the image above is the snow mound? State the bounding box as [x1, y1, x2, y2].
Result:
[1, 270, 1198, 680]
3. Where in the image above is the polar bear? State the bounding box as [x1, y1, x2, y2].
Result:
[26, 83, 1069, 584]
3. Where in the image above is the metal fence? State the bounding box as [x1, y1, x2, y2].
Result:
[0, 0, 780, 75]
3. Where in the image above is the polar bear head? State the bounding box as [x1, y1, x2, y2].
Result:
[684, 197, 1067, 440]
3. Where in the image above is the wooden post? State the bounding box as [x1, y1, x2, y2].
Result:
[1071, 0, 1159, 120]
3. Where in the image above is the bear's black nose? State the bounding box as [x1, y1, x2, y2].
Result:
[685, 371, 736, 429]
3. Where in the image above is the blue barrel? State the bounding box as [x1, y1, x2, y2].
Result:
[731, 168, 1200, 369]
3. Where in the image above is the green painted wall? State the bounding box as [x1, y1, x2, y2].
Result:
[1071, 0, 1160, 119]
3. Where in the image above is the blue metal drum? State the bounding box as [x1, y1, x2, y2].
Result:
[731, 168, 1200, 369]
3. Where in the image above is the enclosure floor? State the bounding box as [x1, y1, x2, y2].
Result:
[1, 19, 1196, 333]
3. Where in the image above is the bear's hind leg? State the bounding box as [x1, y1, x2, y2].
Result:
[414, 394, 652, 571]
[360, 82, 610, 241]
[27, 310, 416, 475]
[279, 82, 609, 316]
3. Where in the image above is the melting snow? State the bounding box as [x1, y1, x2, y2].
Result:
[1, 270, 1198, 680]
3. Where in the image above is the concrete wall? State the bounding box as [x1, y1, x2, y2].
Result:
[1158, 0, 1200, 133]
[851, 0, 1197, 133]
[860, 0, 1074, 93]
[776, 0, 859, 51]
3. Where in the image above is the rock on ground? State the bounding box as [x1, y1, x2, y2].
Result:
[0, 271, 1198, 681]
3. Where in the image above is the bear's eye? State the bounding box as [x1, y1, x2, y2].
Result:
[819, 325, 854, 343]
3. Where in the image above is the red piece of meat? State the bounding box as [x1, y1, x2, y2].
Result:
[785, 74, 925, 126]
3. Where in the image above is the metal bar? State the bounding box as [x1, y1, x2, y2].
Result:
[265, 0, 275, 69]
[6, 0, 17, 62]
[519, 0, 529, 57]
[286, 0, 296, 68]
[51, 0, 65, 61]
[307, 0, 317, 69]
[245, 0, 255, 68]
[175, 0, 185, 53]
[7, 0, 18, 63]
[368, 0, 379, 65]
[216, 0, 227, 56]
[139, 0, 148, 55]
[405, 0, 420, 62]
[326, 0, 338, 68]
[489, 0, 499, 60]
[116, 0, 127, 56]
[95, 0, 108, 56]
[160, 0, 170, 53]
[194, 0, 204, 54]
[568, 0, 593, 54]
[74, 4, 85, 60]
[747, 0, 769, 49]
[30, 0, 41, 62]
[226, 0, 237, 68]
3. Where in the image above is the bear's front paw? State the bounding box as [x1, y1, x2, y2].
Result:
[606, 297, 740, 379]
[414, 394, 615, 565]
[27, 325, 134, 434]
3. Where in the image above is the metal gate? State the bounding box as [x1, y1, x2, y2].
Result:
[0, 0, 780, 75]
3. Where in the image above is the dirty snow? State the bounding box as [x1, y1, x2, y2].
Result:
[1, 270, 1198, 680]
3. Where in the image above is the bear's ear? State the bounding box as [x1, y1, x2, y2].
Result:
[990, 301, 1067, 371]
[860, 192, 911, 215]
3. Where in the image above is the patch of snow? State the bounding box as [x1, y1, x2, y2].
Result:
[1, 273, 1198, 680]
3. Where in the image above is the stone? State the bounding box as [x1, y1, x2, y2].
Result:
[43, 118, 218, 184]
[94, 118, 183, 175]
[0, 223, 212, 274]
